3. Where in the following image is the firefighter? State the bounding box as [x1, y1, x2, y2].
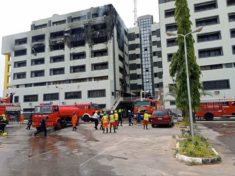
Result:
[118, 109, 123, 126]
[99, 110, 104, 130]
[34, 116, 48, 137]
[101, 112, 109, 133]
[114, 110, 119, 129]
[71, 112, 78, 131]
[109, 111, 116, 133]
[26, 114, 33, 130]
[127, 110, 133, 126]
[143, 111, 150, 130]
[0, 114, 7, 134]
[92, 111, 99, 130]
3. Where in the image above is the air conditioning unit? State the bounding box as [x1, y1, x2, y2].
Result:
[214, 91, 220, 95]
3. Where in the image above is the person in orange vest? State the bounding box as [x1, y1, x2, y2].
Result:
[19, 113, 24, 125]
[143, 111, 150, 130]
[71, 112, 78, 131]
[109, 111, 116, 133]
[114, 110, 119, 130]
[101, 112, 109, 134]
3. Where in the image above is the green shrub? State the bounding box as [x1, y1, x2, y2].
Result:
[178, 135, 216, 158]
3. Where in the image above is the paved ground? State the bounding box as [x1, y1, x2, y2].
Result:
[0, 122, 234, 176]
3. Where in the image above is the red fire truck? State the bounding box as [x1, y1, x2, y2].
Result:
[0, 103, 21, 122]
[133, 98, 158, 115]
[32, 103, 98, 130]
[196, 99, 235, 121]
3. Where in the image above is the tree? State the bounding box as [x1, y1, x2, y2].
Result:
[170, 0, 201, 122]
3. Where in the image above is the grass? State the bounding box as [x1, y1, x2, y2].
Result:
[178, 135, 216, 158]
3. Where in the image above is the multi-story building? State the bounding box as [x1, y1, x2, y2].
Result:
[128, 15, 163, 99]
[1, 4, 129, 112]
[159, 0, 235, 109]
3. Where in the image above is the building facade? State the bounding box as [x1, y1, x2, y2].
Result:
[159, 0, 235, 109]
[128, 15, 163, 99]
[1, 4, 129, 111]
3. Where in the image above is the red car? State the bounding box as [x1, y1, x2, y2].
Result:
[151, 110, 174, 127]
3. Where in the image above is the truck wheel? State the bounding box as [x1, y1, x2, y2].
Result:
[204, 113, 214, 121]
[82, 115, 90, 122]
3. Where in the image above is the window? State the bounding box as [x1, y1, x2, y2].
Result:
[200, 64, 223, 70]
[153, 51, 162, 57]
[129, 64, 137, 70]
[128, 44, 139, 50]
[32, 35, 45, 43]
[14, 96, 19, 103]
[130, 84, 141, 90]
[129, 54, 136, 60]
[13, 72, 26, 80]
[34, 24, 47, 30]
[233, 45, 235, 54]
[70, 65, 86, 73]
[88, 89, 106, 98]
[167, 53, 174, 62]
[70, 52, 86, 60]
[31, 70, 44, 77]
[15, 38, 27, 45]
[14, 49, 27, 57]
[165, 8, 175, 18]
[91, 49, 108, 57]
[196, 16, 219, 27]
[128, 33, 136, 41]
[24, 95, 38, 102]
[228, 13, 235, 22]
[34, 82, 46, 87]
[130, 74, 138, 80]
[227, 0, 235, 6]
[50, 68, 64, 75]
[154, 72, 163, 79]
[166, 23, 177, 32]
[167, 38, 177, 47]
[65, 91, 82, 99]
[94, 76, 108, 81]
[159, 0, 175, 3]
[50, 55, 64, 63]
[199, 47, 223, 58]
[52, 20, 66, 26]
[14, 61, 26, 68]
[31, 58, 44, 65]
[231, 29, 235, 38]
[152, 29, 160, 37]
[32, 45, 45, 54]
[72, 15, 86, 22]
[203, 80, 230, 90]
[197, 31, 221, 42]
[155, 82, 163, 88]
[43, 93, 59, 101]
[194, 1, 217, 12]
[92, 62, 108, 70]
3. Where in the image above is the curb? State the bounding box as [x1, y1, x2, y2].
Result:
[175, 142, 221, 165]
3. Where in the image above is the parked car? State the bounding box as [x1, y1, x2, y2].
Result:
[151, 110, 174, 127]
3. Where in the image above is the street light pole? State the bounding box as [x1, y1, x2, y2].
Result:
[166, 27, 203, 137]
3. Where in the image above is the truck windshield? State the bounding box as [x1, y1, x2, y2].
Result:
[34, 106, 52, 114]
[135, 101, 150, 107]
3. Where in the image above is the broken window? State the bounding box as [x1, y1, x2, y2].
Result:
[70, 28, 85, 47]
[70, 65, 86, 73]
[92, 62, 108, 70]
[50, 55, 64, 63]
[70, 52, 86, 60]
[15, 38, 27, 45]
[32, 44, 45, 54]
[91, 23, 108, 44]
[91, 49, 108, 57]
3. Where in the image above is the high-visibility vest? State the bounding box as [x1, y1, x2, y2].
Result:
[114, 113, 119, 121]
[102, 115, 108, 123]
[109, 114, 115, 123]
[144, 113, 149, 121]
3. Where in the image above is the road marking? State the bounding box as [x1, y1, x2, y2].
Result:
[80, 138, 126, 168]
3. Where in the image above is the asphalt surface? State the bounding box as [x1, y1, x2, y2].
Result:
[0, 122, 235, 176]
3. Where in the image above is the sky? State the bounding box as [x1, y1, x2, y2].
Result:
[0, 0, 159, 97]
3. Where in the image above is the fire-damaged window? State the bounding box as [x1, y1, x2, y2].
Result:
[50, 31, 65, 51]
[24, 95, 38, 102]
[32, 44, 45, 54]
[31, 58, 44, 65]
[92, 62, 108, 70]
[13, 72, 26, 80]
[15, 38, 27, 45]
[88, 89, 106, 98]
[91, 49, 108, 57]
[50, 55, 64, 63]
[91, 23, 108, 44]
[32, 35, 45, 43]
[31, 70, 44, 78]
[70, 28, 85, 47]
[70, 52, 86, 60]
[70, 65, 86, 73]
[50, 68, 64, 75]
[43, 93, 59, 101]
[65, 91, 82, 99]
